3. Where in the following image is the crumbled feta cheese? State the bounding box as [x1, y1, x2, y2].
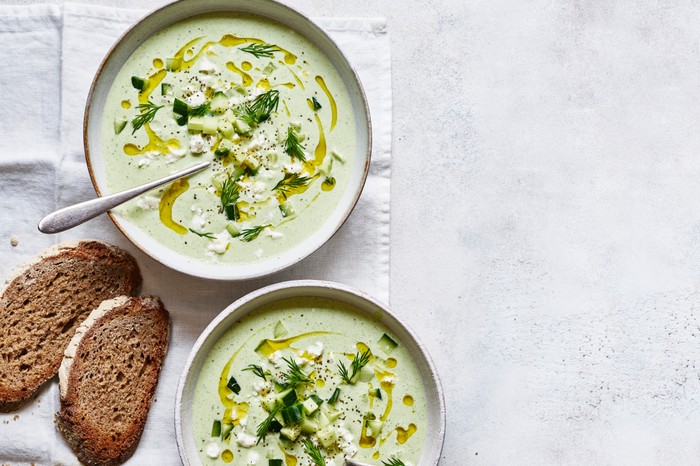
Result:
[206, 232, 230, 255]
[381, 374, 397, 385]
[337, 426, 357, 457]
[169, 146, 186, 157]
[136, 195, 160, 210]
[263, 227, 283, 239]
[268, 350, 283, 366]
[246, 452, 259, 465]
[189, 134, 206, 154]
[187, 90, 206, 108]
[198, 56, 217, 74]
[306, 341, 324, 358]
[236, 432, 256, 448]
[254, 380, 271, 396]
[137, 158, 151, 168]
[247, 134, 265, 151]
[284, 161, 303, 174]
[252, 181, 266, 194]
[205, 442, 219, 458]
[190, 207, 207, 230]
[294, 357, 308, 367]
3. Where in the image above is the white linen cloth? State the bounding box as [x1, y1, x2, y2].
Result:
[0, 4, 391, 464]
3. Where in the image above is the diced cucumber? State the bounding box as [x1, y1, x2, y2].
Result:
[309, 394, 324, 407]
[114, 117, 127, 135]
[202, 116, 219, 135]
[311, 96, 322, 111]
[327, 388, 340, 405]
[233, 118, 252, 135]
[226, 376, 241, 394]
[317, 425, 338, 448]
[215, 147, 230, 157]
[262, 62, 277, 76]
[244, 156, 260, 170]
[358, 365, 375, 382]
[318, 155, 333, 176]
[367, 419, 384, 437]
[221, 422, 234, 442]
[219, 119, 234, 138]
[211, 420, 221, 437]
[211, 91, 229, 114]
[302, 398, 319, 415]
[320, 403, 341, 423]
[231, 84, 247, 95]
[280, 425, 300, 441]
[281, 403, 304, 424]
[369, 388, 382, 400]
[188, 116, 204, 132]
[131, 76, 147, 91]
[279, 202, 295, 218]
[281, 388, 298, 407]
[290, 121, 302, 132]
[161, 83, 172, 96]
[175, 114, 188, 126]
[173, 98, 189, 116]
[378, 333, 398, 354]
[269, 460, 284, 466]
[261, 393, 278, 412]
[300, 417, 320, 434]
[267, 150, 279, 165]
[273, 321, 288, 338]
[165, 57, 181, 71]
[226, 222, 241, 238]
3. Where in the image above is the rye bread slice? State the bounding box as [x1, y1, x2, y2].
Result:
[0, 240, 141, 412]
[56, 295, 170, 466]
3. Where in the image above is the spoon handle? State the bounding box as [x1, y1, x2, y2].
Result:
[38, 161, 211, 234]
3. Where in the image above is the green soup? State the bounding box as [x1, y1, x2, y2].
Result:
[192, 297, 426, 465]
[102, 13, 356, 264]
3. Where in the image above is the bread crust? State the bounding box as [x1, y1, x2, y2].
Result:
[55, 295, 169, 466]
[0, 240, 141, 412]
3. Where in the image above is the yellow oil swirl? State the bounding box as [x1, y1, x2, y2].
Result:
[221, 449, 234, 463]
[241, 61, 252, 71]
[257, 77, 271, 91]
[121, 100, 131, 109]
[315, 378, 325, 388]
[153, 58, 163, 69]
[226, 61, 253, 87]
[403, 394, 414, 406]
[396, 423, 417, 444]
[286, 67, 305, 90]
[255, 331, 332, 357]
[302, 113, 326, 174]
[359, 420, 377, 448]
[158, 180, 188, 235]
[278, 444, 297, 466]
[387, 358, 397, 368]
[321, 177, 335, 192]
[138, 69, 166, 104]
[373, 368, 395, 422]
[373, 451, 380, 460]
[315, 76, 337, 131]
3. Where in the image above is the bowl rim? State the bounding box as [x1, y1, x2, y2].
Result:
[83, 0, 372, 281]
[174, 280, 446, 465]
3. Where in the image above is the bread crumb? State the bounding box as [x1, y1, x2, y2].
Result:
[12, 415, 19, 421]
[10, 235, 19, 247]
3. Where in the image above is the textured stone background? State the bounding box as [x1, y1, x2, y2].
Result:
[8, 0, 700, 463]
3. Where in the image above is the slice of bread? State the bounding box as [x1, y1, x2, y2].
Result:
[56, 295, 170, 466]
[0, 240, 141, 412]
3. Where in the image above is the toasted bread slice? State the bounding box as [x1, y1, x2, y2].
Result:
[56, 295, 169, 466]
[0, 240, 141, 411]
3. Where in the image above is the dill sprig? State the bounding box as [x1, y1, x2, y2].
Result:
[303, 438, 326, 466]
[239, 43, 278, 58]
[273, 173, 312, 197]
[382, 458, 406, 466]
[255, 404, 280, 445]
[188, 228, 215, 239]
[189, 102, 210, 117]
[281, 357, 311, 386]
[220, 176, 240, 221]
[240, 224, 269, 242]
[131, 101, 163, 133]
[284, 127, 306, 162]
[338, 349, 371, 384]
[235, 90, 279, 126]
[242, 364, 270, 380]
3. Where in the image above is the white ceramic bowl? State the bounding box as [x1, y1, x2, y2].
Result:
[84, 0, 371, 280]
[175, 280, 445, 465]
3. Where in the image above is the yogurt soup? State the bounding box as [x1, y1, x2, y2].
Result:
[101, 13, 356, 264]
[192, 297, 426, 465]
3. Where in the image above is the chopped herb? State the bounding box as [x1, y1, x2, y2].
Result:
[235, 90, 279, 126]
[311, 96, 322, 110]
[256, 404, 281, 444]
[281, 357, 311, 386]
[240, 224, 269, 242]
[328, 387, 340, 404]
[220, 176, 240, 221]
[239, 43, 278, 58]
[214, 147, 230, 157]
[242, 364, 270, 380]
[382, 458, 406, 466]
[131, 101, 163, 134]
[274, 173, 312, 197]
[338, 349, 371, 384]
[303, 438, 326, 466]
[189, 102, 210, 117]
[284, 127, 306, 162]
[188, 228, 215, 239]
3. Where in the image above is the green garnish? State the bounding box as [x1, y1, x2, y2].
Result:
[284, 127, 306, 162]
[281, 403, 304, 424]
[220, 176, 240, 221]
[214, 147, 230, 157]
[239, 43, 278, 58]
[382, 458, 406, 466]
[256, 404, 281, 444]
[327, 387, 340, 404]
[281, 357, 311, 386]
[131, 101, 163, 134]
[236, 90, 279, 126]
[211, 420, 221, 437]
[226, 376, 241, 394]
[324, 177, 336, 186]
[173, 97, 189, 116]
[240, 224, 269, 242]
[242, 364, 270, 380]
[303, 438, 326, 466]
[311, 96, 322, 110]
[131, 75, 147, 91]
[189, 102, 210, 117]
[274, 173, 312, 197]
[188, 228, 215, 239]
[338, 349, 371, 384]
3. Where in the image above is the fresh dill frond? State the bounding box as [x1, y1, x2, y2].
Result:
[131, 101, 163, 133]
[284, 127, 306, 162]
[189, 102, 210, 117]
[242, 364, 270, 380]
[337, 349, 371, 384]
[382, 458, 406, 466]
[255, 404, 280, 445]
[220, 176, 240, 221]
[281, 357, 311, 386]
[188, 228, 215, 239]
[239, 43, 278, 58]
[273, 173, 312, 197]
[235, 90, 279, 126]
[303, 438, 326, 466]
[240, 224, 269, 242]
[324, 176, 336, 186]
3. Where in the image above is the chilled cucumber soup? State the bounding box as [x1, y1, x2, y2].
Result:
[192, 297, 426, 466]
[102, 13, 356, 264]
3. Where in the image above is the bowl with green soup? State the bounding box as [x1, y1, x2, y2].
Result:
[175, 281, 445, 466]
[85, 0, 371, 279]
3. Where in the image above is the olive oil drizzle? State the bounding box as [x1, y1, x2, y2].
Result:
[226, 61, 253, 87]
[278, 443, 298, 466]
[158, 179, 189, 234]
[255, 331, 332, 357]
[315, 75, 337, 131]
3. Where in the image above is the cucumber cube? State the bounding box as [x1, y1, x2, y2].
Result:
[202, 116, 218, 135]
[280, 425, 300, 441]
[317, 425, 338, 448]
[188, 116, 204, 132]
[302, 398, 319, 415]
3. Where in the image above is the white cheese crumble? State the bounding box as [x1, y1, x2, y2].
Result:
[198, 56, 217, 74]
[246, 452, 259, 465]
[137, 158, 151, 168]
[254, 380, 271, 396]
[268, 350, 283, 366]
[189, 134, 206, 154]
[263, 227, 284, 240]
[136, 195, 159, 210]
[305, 341, 324, 358]
[381, 374, 397, 385]
[190, 207, 207, 230]
[187, 90, 206, 107]
[206, 232, 230, 255]
[283, 161, 303, 174]
[236, 432, 256, 448]
[337, 426, 357, 457]
[205, 442, 219, 459]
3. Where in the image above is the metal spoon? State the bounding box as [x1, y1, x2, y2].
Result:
[343, 460, 374, 466]
[38, 161, 211, 234]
